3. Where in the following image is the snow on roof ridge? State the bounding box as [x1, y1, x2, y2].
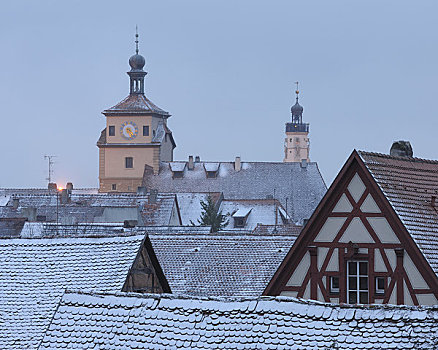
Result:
[63, 289, 438, 312]
[358, 150, 438, 164]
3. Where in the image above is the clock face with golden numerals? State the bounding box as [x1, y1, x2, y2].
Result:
[120, 121, 138, 140]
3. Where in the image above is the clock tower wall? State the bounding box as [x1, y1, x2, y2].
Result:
[106, 115, 154, 144]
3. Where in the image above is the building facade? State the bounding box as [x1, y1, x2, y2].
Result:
[97, 35, 175, 192]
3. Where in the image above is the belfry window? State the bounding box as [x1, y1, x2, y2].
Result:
[109, 126, 115, 136]
[143, 125, 149, 136]
[347, 261, 368, 304]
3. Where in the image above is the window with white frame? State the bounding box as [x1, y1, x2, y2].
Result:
[375, 276, 385, 294]
[347, 261, 368, 304]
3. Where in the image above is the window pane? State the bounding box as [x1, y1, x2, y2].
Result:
[359, 292, 368, 304]
[331, 276, 339, 290]
[109, 126, 115, 136]
[359, 262, 368, 275]
[348, 277, 357, 290]
[348, 262, 357, 275]
[348, 292, 357, 304]
[125, 157, 133, 168]
[377, 277, 385, 290]
[359, 277, 368, 290]
[143, 126, 149, 136]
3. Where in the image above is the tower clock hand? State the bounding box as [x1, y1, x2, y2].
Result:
[126, 128, 133, 137]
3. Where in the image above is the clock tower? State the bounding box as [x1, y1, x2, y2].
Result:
[97, 32, 175, 192]
[283, 83, 310, 163]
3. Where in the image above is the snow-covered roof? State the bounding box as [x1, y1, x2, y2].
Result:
[144, 161, 327, 225]
[359, 151, 438, 278]
[148, 231, 296, 297]
[0, 191, 177, 227]
[169, 162, 186, 172]
[203, 162, 219, 172]
[0, 234, 144, 349]
[103, 93, 169, 116]
[40, 290, 438, 349]
[176, 193, 222, 226]
[220, 199, 288, 230]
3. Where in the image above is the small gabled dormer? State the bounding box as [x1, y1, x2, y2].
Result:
[169, 163, 186, 179]
[232, 208, 252, 228]
[204, 163, 220, 179]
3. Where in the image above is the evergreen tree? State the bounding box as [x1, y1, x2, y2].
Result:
[191, 195, 229, 232]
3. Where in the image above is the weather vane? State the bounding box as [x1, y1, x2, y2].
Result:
[295, 81, 299, 96]
[135, 25, 139, 54]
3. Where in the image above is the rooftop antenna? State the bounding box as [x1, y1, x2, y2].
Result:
[135, 25, 139, 54]
[44, 155, 56, 184]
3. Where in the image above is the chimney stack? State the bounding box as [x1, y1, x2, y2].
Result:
[390, 141, 413, 158]
[59, 189, 70, 204]
[66, 182, 73, 191]
[195, 156, 200, 163]
[48, 183, 57, 191]
[149, 189, 158, 204]
[188, 155, 194, 170]
[12, 196, 19, 210]
[234, 156, 241, 172]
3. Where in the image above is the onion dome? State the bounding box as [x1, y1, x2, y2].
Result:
[129, 54, 145, 71]
[291, 89, 303, 116]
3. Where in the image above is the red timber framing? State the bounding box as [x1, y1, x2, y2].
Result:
[264, 150, 438, 305]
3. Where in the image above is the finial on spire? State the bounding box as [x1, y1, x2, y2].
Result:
[295, 81, 299, 101]
[135, 25, 139, 54]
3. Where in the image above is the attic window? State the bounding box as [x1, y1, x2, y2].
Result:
[173, 171, 183, 179]
[234, 217, 245, 228]
[206, 171, 217, 179]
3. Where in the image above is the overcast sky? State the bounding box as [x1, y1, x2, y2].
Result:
[1, 1, 437, 188]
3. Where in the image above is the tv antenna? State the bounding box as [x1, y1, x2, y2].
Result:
[44, 155, 56, 184]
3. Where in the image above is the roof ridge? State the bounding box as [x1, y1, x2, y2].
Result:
[63, 289, 438, 311]
[358, 150, 438, 165]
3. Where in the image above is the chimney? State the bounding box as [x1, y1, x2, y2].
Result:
[59, 189, 70, 204]
[12, 196, 19, 210]
[390, 141, 413, 158]
[300, 159, 308, 168]
[66, 182, 73, 191]
[234, 156, 241, 172]
[188, 155, 194, 170]
[195, 156, 200, 163]
[137, 186, 147, 195]
[149, 189, 158, 204]
[48, 183, 57, 191]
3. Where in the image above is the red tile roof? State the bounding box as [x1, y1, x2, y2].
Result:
[103, 94, 169, 116]
[359, 151, 438, 276]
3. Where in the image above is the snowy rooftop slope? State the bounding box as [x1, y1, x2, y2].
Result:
[0, 192, 176, 226]
[359, 151, 438, 277]
[144, 161, 327, 225]
[0, 235, 144, 349]
[220, 199, 288, 230]
[103, 93, 169, 116]
[148, 232, 296, 297]
[41, 290, 438, 350]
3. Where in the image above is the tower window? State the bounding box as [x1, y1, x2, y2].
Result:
[111, 184, 117, 191]
[125, 157, 133, 169]
[143, 125, 149, 136]
[108, 126, 115, 136]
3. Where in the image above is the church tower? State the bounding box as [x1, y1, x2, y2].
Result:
[97, 31, 175, 192]
[283, 83, 310, 163]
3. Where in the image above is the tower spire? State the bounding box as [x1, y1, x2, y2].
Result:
[135, 25, 139, 54]
[295, 81, 299, 102]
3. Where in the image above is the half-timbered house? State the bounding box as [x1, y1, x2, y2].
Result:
[265, 148, 438, 305]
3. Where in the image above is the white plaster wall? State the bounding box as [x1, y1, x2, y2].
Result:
[360, 194, 380, 213]
[280, 291, 298, 298]
[339, 217, 374, 243]
[347, 173, 365, 203]
[417, 294, 438, 305]
[286, 252, 310, 286]
[367, 217, 399, 244]
[404, 281, 414, 306]
[389, 284, 397, 304]
[317, 285, 323, 301]
[326, 249, 339, 271]
[314, 217, 347, 242]
[384, 249, 397, 272]
[318, 247, 329, 270]
[403, 253, 429, 289]
[332, 194, 353, 213]
[303, 281, 311, 300]
[374, 249, 387, 273]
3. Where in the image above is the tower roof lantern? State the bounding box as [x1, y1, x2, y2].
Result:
[291, 83, 303, 116]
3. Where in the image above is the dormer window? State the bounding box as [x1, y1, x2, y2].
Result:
[234, 217, 245, 228]
[204, 163, 220, 179]
[232, 208, 252, 229]
[169, 163, 186, 179]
